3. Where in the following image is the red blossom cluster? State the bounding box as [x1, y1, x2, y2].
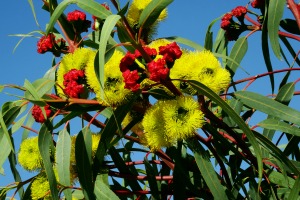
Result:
[37, 33, 67, 56]
[251, 0, 265, 9]
[231, 6, 247, 18]
[120, 42, 182, 92]
[158, 42, 182, 63]
[31, 105, 52, 123]
[67, 10, 91, 33]
[147, 58, 169, 82]
[63, 69, 86, 98]
[220, 6, 248, 41]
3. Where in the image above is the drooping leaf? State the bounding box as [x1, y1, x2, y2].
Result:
[56, 129, 72, 200]
[188, 80, 263, 187]
[94, 175, 120, 200]
[38, 124, 59, 200]
[187, 138, 229, 200]
[75, 128, 94, 200]
[235, 91, 300, 126]
[95, 14, 121, 100]
[226, 36, 248, 76]
[267, 0, 285, 60]
[164, 36, 204, 51]
[0, 136, 11, 175]
[259, 119, 300, 137]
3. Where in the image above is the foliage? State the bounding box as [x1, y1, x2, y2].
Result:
[1, 0, 300, 199]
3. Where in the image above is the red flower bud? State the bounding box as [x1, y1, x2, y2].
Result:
[63, 69, 86, 98]
[120, 52, 136, 72]
[231, 6, 247, 18]
[159, 42, 182, 63]
[32, 105, 52, 123]
[147, 58, 169, 82]
[122, 69, 140, 92]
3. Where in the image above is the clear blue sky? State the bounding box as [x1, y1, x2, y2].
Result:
[0, 0, 298, 198]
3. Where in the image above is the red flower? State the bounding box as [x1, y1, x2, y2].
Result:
[251, 0, 265, 9]
[120, 52, 136, 72]
[63, 69, 86, 98]
[32, 105, 52, 123]
[159, 42, 182, 63]
[134, 47, 157, 58]
[67, 10, 87, 21]
[101, 3, 110, 11]
[231, 6, 247, 18]
[67, 10, 91, 33]
[147, 58, 169, 82]
[122, 69, 140, 92]
[221, 20, 231, 30]
[222, 13, 233, 21]
[37, 34, 55, 54]
[64, 81, 85, 98]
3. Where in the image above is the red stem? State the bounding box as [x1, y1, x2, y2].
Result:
[287, 0, 300, 31]
[230, 68, 300, 86]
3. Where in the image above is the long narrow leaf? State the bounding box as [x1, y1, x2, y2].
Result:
[235, 91, 300, 126]
[268, 0, 285, 60]
[188, 80, 263, 187]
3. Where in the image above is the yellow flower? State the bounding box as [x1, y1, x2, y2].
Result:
[127, 0, 168, 26]
[170, 50, 231, 94]
[163, 96, 205, 140]
[85, 49, 131, 106]
[91, 133, 101, 156]
[56, 48, 96, 98]
[31, 173, 51, 200]
[142, 102, 175, 151]
[18, 136, 43, 171]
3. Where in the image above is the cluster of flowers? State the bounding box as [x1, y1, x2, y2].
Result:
[141, 96, 205, 151]
[67, 9, 91, 33]
[17, 134, 101, 199]
[37, 33, 68, 57]
[220, 6, 248, 41]
[63, 69, 86, 98]
[31, 104, 52, 123]
[120, 42, 182, 92]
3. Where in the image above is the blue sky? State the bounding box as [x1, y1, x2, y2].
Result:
[0, 0, 298, 198]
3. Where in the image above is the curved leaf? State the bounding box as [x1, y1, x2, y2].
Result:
[94, 175, 120, 200]
[268, 0, 285, 60]
[56, 129, 72, 200]
[226, 36, 248, 76]
[259, 119, 300, 137]
[75, 128, 94, 200]
[164, 36, 204, 51]
[187, 138, 229, 200]
[96, 14, 121, 100]
[138, 0, 173, 29]
[235, 91, 300, 126]
[188, 80, 263, 186]
[38, 124, 59, 200]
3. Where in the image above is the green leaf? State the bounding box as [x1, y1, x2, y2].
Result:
[268, 0, 285, 60]
[24, 78, 54, 100]
[204, 16, 221, 51]
[11, 115, 27, 134]
[23, 79, 45, 106]
[8, 149, 24, 198]
[280, 18, 300, 35]
[75, 129, 94, 200]
[148, 88, 175, 100]
[38, 124, 59, 200]
[226, 36, 248, 76]
[94, 175, 120, 200]
[144, 157, 160, 200]
[187, 138, 229, 200]
[96, 15, 121, 100]
[275, 82, 295, 105]
[164, 36, 204, 51]
[188, 80, 263, 187]
[287, 176, 300, 200]
[46, 0, 77, 34]
[0, 136, 11, 175]
[56, 129, 72, 200]
[27, 0, 40, 28]
[259, 119, 300, 137]
[138, 0, 173, 29]
[253, 131, 300, 175]
[261, 13, 275, 93]
[235, 91, 300, 126]
[267, 170, 295, 188]
[76, 0, 112, 20]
